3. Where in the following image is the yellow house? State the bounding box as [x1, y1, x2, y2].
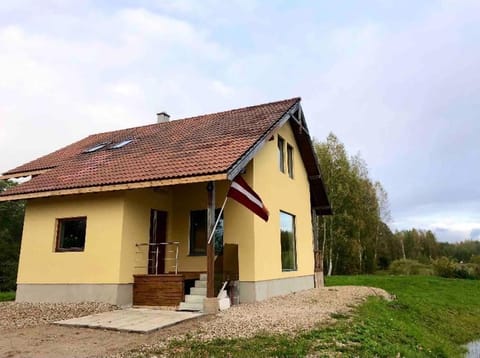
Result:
[0, 97, 330, 308]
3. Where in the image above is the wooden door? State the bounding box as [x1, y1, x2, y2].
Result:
[148, 210, 167, 274]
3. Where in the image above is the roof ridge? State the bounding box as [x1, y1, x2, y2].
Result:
[90, 97, 301, 137]
[180, 96, 301, 121]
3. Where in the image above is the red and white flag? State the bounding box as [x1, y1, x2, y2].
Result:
[227, 175, 269, 221]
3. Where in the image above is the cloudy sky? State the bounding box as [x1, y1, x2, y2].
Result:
[0, 0, 478, 242]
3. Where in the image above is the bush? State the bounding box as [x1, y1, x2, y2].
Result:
[433, 257, 480, 279]
[433, 257, 456, 278]
[0, 260, 18, 291]
[389, 259, 432, 276]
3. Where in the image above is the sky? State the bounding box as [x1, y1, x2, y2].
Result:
[0, 0, 478, 242]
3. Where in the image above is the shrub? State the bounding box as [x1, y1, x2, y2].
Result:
[433, 257, 456, 278]
[433, 257, 480, 279]
[389, 259, 432, 275]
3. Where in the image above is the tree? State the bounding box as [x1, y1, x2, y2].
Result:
[314, 134, 387, 275]
[0, 180, 25, 291]
[315, 133, 352, 275]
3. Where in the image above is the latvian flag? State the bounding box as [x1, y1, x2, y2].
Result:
[227, 175, 269, 222]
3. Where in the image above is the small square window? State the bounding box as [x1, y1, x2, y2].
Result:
[56, 217, 87, 252]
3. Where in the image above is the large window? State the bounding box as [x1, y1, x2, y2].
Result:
[189, 209, 224, 256]
[56, 217, 87, 252]
[287, 144, 294, 178]
[280, 211, 297, 271]
[278, 136, 285, 173]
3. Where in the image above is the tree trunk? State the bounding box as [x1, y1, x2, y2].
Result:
[400, 236, 406, 260]
[327, 216, 334, 276]
[358, 240, 363, 273]
[322, 218, 326, 268]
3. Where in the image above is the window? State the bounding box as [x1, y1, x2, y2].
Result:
[83, 143, 107, 153]
[56, 217, 87, 252]
[109, 139, 133, 149]
[287, 144, 294, 178]
[189, 209, 224, 256]
[278, 136, 285, 172]
[280, 211, 297, 271]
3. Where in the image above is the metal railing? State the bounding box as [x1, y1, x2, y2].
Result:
[135, 241, 180, 275]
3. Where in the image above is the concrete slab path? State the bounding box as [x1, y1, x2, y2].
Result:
[55, 308, 203, 333]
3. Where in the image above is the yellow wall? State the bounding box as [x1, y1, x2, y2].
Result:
[116, 175, 256, 281]
[252, 121, 314, 281]
[220, 162, 255, 281]
[17, 192, 125, 284]
[169, 173, 253, 278]
[120, 188, 172, 282]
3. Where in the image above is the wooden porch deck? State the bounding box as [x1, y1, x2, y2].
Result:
[133, 272, 201, 306]
[133, 244, 239, 307]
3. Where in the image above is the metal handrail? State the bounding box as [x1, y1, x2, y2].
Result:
[135, 241, 180, 275]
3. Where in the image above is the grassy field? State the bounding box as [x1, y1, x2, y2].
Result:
[0, 291, 15, 301]
[141, 275, 480, 357]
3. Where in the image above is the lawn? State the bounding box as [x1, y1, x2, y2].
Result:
[131, 275, 480, 357]
[0, 291, 15, 301]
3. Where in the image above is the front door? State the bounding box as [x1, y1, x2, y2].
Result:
[148, 210, 167, 274]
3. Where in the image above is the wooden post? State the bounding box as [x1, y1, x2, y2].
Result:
[206, 181, 215, 298]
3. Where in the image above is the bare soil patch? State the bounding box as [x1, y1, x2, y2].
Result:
[0, 286, 390, 358]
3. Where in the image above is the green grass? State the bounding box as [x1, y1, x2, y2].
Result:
[0, 291, 15, 301]
[130, 276, 480, 357]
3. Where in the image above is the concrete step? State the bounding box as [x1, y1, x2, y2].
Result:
[190, 287, 207, 295]
[199, 273, 207, 281]
[195, 280, 207, 288]
[185, 294, 205, 303]
[178, 302, 203, 312]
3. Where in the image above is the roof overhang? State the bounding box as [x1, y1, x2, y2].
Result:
[227, 101, 331, 215]
[0, 173, 228, 202]
[0, 169, 50, 180]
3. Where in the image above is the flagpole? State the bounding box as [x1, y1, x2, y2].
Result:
[207, 195, 228, 244]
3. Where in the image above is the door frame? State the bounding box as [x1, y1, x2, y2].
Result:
[148, 209, 168, 274]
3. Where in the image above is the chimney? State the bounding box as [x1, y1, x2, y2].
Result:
[156, 112, 170, 123]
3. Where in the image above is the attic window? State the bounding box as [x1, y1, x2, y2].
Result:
[109, 139, 133, 149]
[83, 143, 107, 153]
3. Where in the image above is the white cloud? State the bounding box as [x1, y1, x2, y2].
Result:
[0, 6, 235, 172]
[0, 1, 479, 244]
[293, 1, 480, 242]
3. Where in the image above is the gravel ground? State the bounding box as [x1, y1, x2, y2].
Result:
[0, 286, 391, 358]
[193, 286, 391, 340]
[119, 285, 391, 357]
[0, 301, 117, 329]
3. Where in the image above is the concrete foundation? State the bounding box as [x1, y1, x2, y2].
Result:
[238, 275, 314, 303]
[15, 283, 133, 306]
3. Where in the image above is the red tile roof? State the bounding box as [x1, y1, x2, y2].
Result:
[2, 98, 300, 197]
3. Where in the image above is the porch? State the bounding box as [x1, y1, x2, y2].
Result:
[132, 241, 239, 307]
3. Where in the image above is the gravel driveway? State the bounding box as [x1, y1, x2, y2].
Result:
[0, 285, 390, 358]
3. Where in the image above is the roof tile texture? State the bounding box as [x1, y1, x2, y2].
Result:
[3, 98, 299, 196]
